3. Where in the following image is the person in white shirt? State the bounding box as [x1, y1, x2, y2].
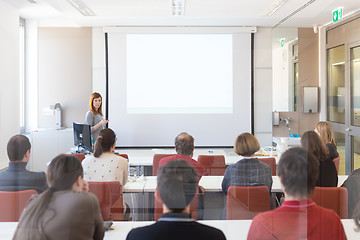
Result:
[82, 128, 128, 186]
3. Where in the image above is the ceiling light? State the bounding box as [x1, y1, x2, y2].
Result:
[171, 0, 185, 16]
[261, 0, 288, 16]
[27, 0, 38, 3]
[67, 0, 96, 16]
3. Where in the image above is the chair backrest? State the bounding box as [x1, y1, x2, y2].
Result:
[333, 156, 340, 173]
[69, 153, 86, 162]
[152, 154, 175, 176]
[226, 186, 270, 220]
[0, 190, 37, 222]
[116, 153, 129, 161]
[197, 155, 226, 176]
[88, 181, 124, 221]
[154, 188, 198, 221]
[311, 187, 348, 219]
[258, 157, 276, 176]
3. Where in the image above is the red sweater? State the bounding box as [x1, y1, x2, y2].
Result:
[159, 154, 204, 181]
[247, 200, 347, 240]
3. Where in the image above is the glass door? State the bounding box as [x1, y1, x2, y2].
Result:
[327, 43, 360, 174]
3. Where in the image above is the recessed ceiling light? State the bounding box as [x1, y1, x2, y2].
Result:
[67, 0, 96, 16]
[261, 0, 288, 16]
[171, 0, 186, 16]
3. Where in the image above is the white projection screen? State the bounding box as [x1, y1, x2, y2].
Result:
[106, 27, 253, 147]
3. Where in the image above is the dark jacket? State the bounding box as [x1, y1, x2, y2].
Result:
[0, 162, 48, 193]
[341, 168, 360, 217]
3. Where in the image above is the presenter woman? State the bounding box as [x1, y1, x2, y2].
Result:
[85, 92, 108, 142]
[13, 155, 104, 240]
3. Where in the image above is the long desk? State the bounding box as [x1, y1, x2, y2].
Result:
[0, 219, 358, 240]
[124, 175, 349, 193]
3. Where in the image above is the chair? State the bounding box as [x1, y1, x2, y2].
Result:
[0, 190, 37, 222]
[69, 153, 86, 162]
[197, 155, 226, 176]
[88, 181, 124, 221]
[152, 154, 175, 176]
[333, 156, 340, 173]
[154, 188, 198, 221]
[226, 186, 270, 220]
[311, 187, 348, 219]
[258, 157, 277, 176]
[116, 153, 129, 160]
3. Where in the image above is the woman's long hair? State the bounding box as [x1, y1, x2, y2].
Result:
[93, 128, 116, 158]
[14, 155, 83, 239]
[89, 92, 103, 116]
[301, 131, 329, 162]
[315, 121, 336, 146]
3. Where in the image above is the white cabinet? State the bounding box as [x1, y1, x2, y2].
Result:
[29, 128, 74, 171]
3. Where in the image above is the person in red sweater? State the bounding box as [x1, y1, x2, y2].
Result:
[159, 132, 205, 180]
[247, 147, 346, 240]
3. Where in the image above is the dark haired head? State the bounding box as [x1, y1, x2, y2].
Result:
[47, 154, 84, 190]
[175, 132, 194, 156]
[301, 131, 328, 162]
[7, 134, 31, 161]
[93, 128, 116, 158]
[157, 160, 198, 211]
[278, 147, 319, 198]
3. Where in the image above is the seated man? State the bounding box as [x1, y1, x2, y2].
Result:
[0, 134, 48, 193]
[159, 132, 204, 180]
[341, 168, 360, 218]
[247, 147, 346, 240]
[126, 160, 226, 240]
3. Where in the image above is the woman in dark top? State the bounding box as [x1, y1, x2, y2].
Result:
[301, 131, 338, 187]
[315, 121, 339, 160]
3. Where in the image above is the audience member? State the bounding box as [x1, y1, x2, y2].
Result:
[301, 131, 338, 187]
[159, 132, 205, 180]
[247, 147, 346, 240]
[222, 133, 272, 195]
[13, 154, 104, 240]
[341, 168, 360, 218]
[126, 160, 226, 240]
[315, 121, 339, 160]
[0, 134, 48, 193]
[353, 202, 360, 232]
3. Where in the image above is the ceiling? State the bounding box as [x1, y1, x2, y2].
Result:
[3, 0, 360, 28]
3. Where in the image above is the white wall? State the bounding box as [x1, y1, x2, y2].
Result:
[254, 28, 273, 146]
[0, 1, 20, 168]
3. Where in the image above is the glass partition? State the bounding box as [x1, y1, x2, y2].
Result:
[334, 131, 345, 175]
[350, 46, 360, 127]
[352, 136, 360, 171]
[327, 45, 345, 123]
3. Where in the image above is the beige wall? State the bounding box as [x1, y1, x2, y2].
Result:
[38, 28, 92, 128]
[0, 2, 20, 168]
[273, 28, 320, 137]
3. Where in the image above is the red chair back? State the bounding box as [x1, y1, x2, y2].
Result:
[333, 157, 340, 173]
[197, 155, 226, 176]
[0, 190, 37, 222]
[152, 154, 175, 176]
[88, 181, 124, 221]
[311, 187, 348, 219]
[154, 188, 198, 221]
[69, 153, 85, 162]
[258, 157, 276, 176]
[116, 153, 129, 161]
[226, 186, 270, 220]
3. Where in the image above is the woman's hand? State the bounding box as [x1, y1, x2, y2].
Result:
[94, 119, 109, 130]
[82, 180, 89, 192]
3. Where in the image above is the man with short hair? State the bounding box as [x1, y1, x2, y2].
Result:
[247, 147, 346, 239]
[159, 132, 204, 179]
[126, 160, 226, 240]
[0, 134, 48, 193]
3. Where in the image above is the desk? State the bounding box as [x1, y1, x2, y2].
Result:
[0, 219, 358, 240]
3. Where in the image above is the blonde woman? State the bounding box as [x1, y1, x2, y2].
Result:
[314, 121, 339, 160]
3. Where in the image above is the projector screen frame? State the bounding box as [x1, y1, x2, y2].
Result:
[104, 27, 255, 148]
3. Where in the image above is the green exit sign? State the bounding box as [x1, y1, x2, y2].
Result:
[332, 7, 343, 23]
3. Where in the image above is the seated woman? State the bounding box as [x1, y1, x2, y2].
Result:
[315, 121, 339, 160]
[82, 128, 129, 218]
[301, 131, 338, 187]
[13, 155, 104, 240]
[222, 133, 273, 212]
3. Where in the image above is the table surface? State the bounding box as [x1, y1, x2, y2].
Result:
[124, 175, 349, 193]
[0, 219, 358, 240]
